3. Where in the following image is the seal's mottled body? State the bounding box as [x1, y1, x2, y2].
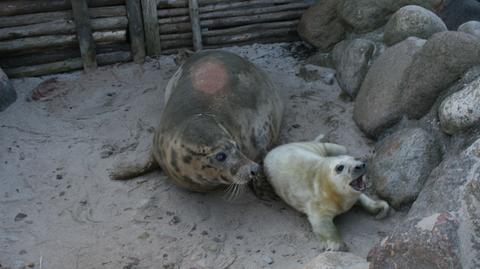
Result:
[110, 50, 283, 192]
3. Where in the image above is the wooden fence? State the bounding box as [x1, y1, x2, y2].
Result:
[0, 0, 313, 78]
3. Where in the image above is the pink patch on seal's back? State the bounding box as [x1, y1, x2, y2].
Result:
[191, 59, 228, 94]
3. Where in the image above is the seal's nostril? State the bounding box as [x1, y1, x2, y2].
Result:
[355, 164, 366, 170]
[250, 164, 260, 176]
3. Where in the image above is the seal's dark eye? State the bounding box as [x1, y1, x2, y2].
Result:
[215, 152, 227, 162]
[335, 165, 344, 173]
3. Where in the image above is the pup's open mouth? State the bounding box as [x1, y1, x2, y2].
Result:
[349, 175, 366, 192]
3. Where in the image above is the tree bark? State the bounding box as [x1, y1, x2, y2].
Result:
[125, 0, 146, 63]
[71, 0, 97, 71]
[188, 0, 202, 51]
[141, 0, 162, 56]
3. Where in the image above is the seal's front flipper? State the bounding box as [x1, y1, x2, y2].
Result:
[357, 194, 390, 219]
[109, 151, 159, 180]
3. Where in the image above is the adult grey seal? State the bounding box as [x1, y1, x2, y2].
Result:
[110, 50, 283, 193]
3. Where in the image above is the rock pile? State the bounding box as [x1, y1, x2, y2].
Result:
[298, 1, 480, 268]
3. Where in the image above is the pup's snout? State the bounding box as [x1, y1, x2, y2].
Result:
[354, 162, 366, 172]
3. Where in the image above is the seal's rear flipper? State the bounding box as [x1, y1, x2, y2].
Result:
[109, 151, 159, 180]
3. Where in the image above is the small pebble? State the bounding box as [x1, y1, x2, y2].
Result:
[138, 232, 150, 240]
[169, 216, 180, 225]
[27, 262, 35, 268]
[14, 213, 27, 222]
[262, 255, 274, 265]
[56, 174, 63, 180]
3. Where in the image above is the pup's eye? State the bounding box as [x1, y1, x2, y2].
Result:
[215, 152, 227, 162]
[335, 165, 344, 173]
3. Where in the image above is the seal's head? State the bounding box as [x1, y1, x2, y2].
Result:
[319, 156, 367, 198]
[160, 114, 260, 191]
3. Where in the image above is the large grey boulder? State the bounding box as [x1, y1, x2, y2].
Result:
[302, 252, 369, 269]
[439, 0, 480, 30]
[384, 5, 447, 46]
[353, 37, 426, 138]
[297, 0, 345, 52]
[369, 137, 480, 268]
[369, 212, 463, 269]
[439, 77, 480, 135]
[0, 68, 16, 112]
[338, 0, 443, 33]
[334, 39, 375, 98]
[370, 128, 441, 209]
[458, 20, 480, 39]
[401, 31, 480, 119]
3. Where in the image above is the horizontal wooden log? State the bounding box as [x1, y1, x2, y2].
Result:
[157, 0, 310, 17]
[159, 2, 310, 24]
[0, 0, 125, 17]
[0, 17, 127, 41]
[160, 34, 299, 55]
[159, 9, 304, 33]
[157, 0, 226, 8]
[159, 20, 298, 41]
[205, 34, 299, 49]
[204, 27, 297, 45]
[0, 30, 126, 54]
[160, 26, 297, 49]
[93, 30, 127, 44]
[5, 58, 84, 78]
[4, 50, 132, 78]
[97, 51, 132, 65]
[0, 43, 130, 68]
[0, 6, 127, 29]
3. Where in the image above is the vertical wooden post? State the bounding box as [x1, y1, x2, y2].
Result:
[141, 0, 161, 56]
[125, 0, 146, 63]
[188, 0, 202, 51]
[71, 0, 97, 71]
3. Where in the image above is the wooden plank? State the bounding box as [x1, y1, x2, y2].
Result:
[159, 20, 298, 41]
[0, 44, 130, 69]
[188, 0, 202, 51]
[125, 0, 146, 63]
[71, 0, 97, 71]
[141, 0, 161, 56]
[0, 17, 128, 41]
[159, 9, 304, 33]
[0, 7, 127, 29]
[157, 0, 310, 17]
[0, 0, 125, 16]
[159, 2, 310, 24]
[4, 50, 132, 78]
[0, 30, 127, 54]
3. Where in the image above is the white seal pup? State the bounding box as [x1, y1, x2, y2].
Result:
[264, 135, 390, 251]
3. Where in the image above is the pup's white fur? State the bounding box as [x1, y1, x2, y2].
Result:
[264, 136, 389, 251]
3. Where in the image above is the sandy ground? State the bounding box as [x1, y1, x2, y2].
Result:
[0, 43, 405, 269]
